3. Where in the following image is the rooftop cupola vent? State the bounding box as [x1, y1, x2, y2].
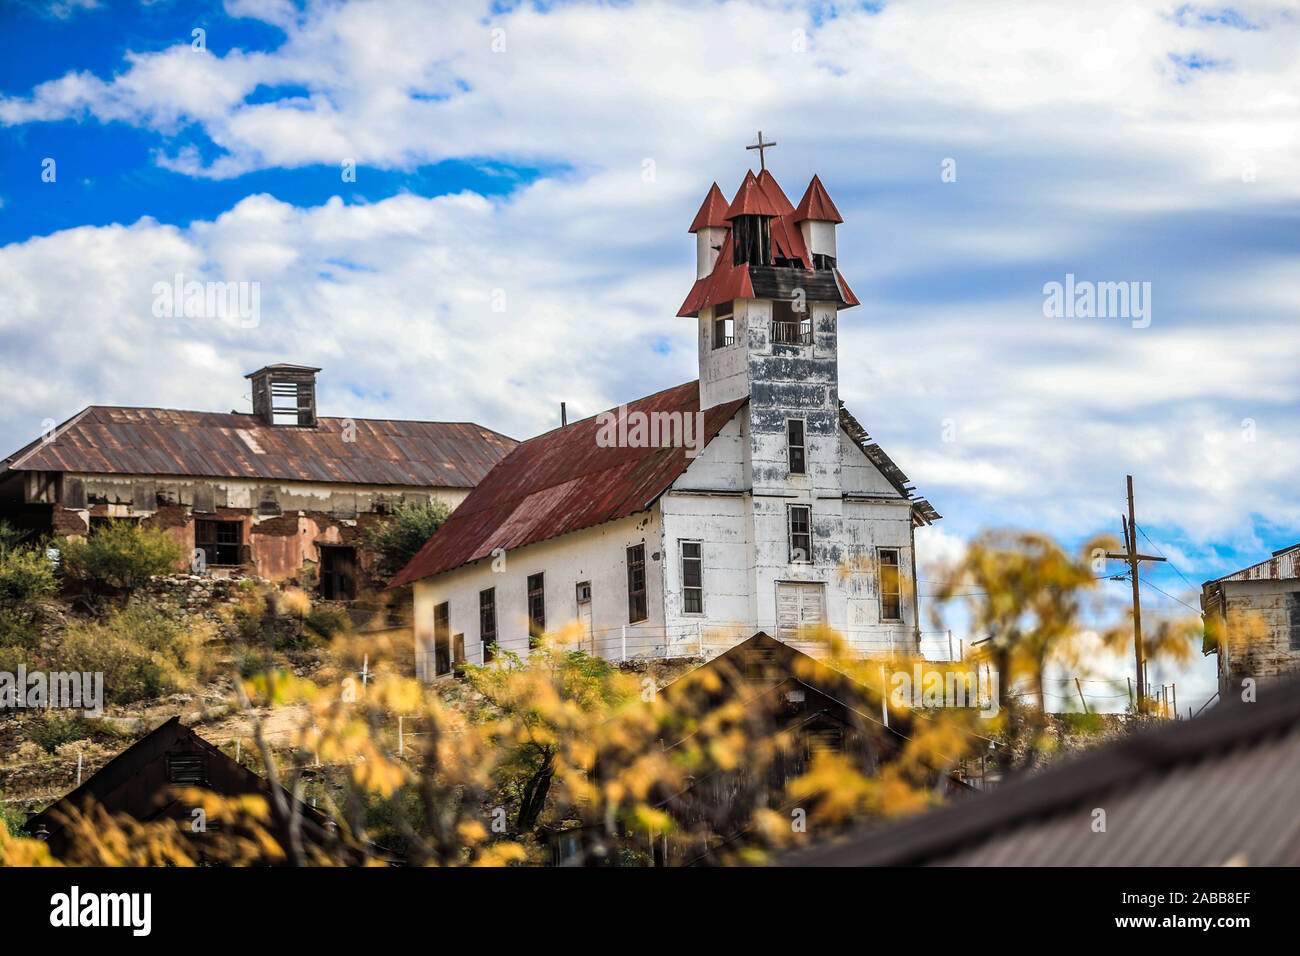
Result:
[246, 364, 321, 427]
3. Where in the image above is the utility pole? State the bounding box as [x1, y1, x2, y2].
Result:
[1107, 475, 1165, 715]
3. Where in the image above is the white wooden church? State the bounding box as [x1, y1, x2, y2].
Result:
[391, 149, 939, 679]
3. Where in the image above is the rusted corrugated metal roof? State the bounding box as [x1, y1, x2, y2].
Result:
[678, 170, 859, 318]
[783, 671, 1300, 866]
[1, 406, 516, 488]
[389, 382, 748, 586]
[1210, 543, 1300, 584]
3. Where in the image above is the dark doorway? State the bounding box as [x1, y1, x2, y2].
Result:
[319, 546, 357, 600]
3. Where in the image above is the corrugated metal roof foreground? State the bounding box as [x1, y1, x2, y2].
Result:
[1, 406, 517, 488]
[781, 672, 1300, 866]
[389, 381, 748, 586]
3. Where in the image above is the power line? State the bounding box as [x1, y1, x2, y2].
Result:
[1139, 576, 1202, 615]
[1133, 523, 1201, 593]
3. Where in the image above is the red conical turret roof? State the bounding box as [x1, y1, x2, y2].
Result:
[724, 170, 785, 219]
[688, 182, 730, 233]
[793, 174, 844, 224]
[756, 169, 795, 215]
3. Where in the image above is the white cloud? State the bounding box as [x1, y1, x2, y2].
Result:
[2, 0, 1298, 588]
[3, 0, 1298, 204]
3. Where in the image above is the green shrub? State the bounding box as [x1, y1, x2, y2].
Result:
[0, 791, 27, 836]
[239, 648, 269, 678]
[303, 606, 349, 640]
[24, 714, 129, 754]
[56, 521, 184, 595]
[51, 604, 214, 703]
[363, 500, 452, 580]
[0, 608, 42, 653]
[0, 545, 57, 611]
[0, 521, 31, 554]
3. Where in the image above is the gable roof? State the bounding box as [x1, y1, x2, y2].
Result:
[839, 403, 940, 525]
[1, 406, 517, 488]
[389, 382, 748, 586]
[664, 631, 905, 741]
[782, 671, 1300, 866]
[26, 716, 330, 854]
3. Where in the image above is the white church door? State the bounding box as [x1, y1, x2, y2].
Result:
[777, 581, 826, 641]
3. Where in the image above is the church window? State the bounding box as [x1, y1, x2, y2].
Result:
[879, 548, 902, 621]
[787, 419, 806, 475]
[627, 544, 647, 623]
[789, 505, 812, 563]
[527, 574, 545, 647]
[680, 540, 703, 614]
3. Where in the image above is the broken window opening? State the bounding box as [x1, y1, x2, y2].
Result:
[319, 545, 356, 600]
[527, 573, 545, 648]
[731, 215, 771, 266]
[269, 381, 314, 427]
[195, 519, 243, 566]
[789, 505, 812, 563]
[712, 305, 734, 349]
[772, 300, 812, 346]
[480, 587, 497, 663]
[192, 483, 216, 514]
[257, 488, 281, 516]
[433, 601, 451, 676]
[62, 477, 87, 511]
[879, 548, 902, 622]
[627, 544, 647, 623]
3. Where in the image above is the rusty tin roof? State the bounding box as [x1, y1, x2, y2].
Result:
[389, 381, 748, 586]
[1, 406, 517, 488]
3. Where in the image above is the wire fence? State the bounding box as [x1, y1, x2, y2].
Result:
[416, 623, 964, 677]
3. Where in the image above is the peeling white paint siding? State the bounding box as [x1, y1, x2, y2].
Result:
[412, 512, 667, 678]
[698, 301, 751, 410]
[799, 219, 837, 261]
[695, 226, 727, 280]
[662, 413, 754, 643]
[1215, 579, 1300, 698]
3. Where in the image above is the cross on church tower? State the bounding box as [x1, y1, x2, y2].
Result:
[746, 130, 776, 171]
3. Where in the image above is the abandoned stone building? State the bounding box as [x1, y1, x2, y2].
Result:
[392, 163, 939, 679]
[1201, 542, 1300, 699]
[0, 364, 516, 597]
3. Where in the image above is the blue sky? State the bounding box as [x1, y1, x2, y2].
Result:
[3, 0, 1299, 709]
